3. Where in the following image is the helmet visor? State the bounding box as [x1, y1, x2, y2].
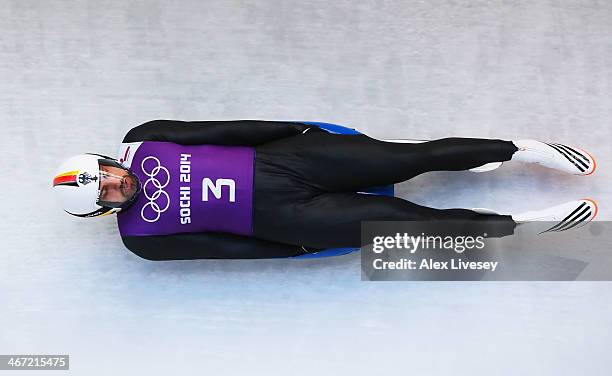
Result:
[96, 159, 140, 208]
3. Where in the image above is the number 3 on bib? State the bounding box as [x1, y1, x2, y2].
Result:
[202, 178, 236, 202]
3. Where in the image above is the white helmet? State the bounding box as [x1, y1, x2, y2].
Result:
[52, 153, 140, 218]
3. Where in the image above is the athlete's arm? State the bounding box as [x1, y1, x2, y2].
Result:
[123, 119, 322, 146]
[121, 232, 317, 260]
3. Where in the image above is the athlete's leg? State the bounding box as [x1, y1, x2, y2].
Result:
[253, 191, 516, 249]
[256, 132, 518, 192]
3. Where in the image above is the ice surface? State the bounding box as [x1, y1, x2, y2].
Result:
[1, 1, 611, 375]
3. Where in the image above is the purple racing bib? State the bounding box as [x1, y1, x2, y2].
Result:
[117, 141, 255, 236]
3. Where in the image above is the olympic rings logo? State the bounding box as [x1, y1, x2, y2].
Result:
[140, 156, 170, 223]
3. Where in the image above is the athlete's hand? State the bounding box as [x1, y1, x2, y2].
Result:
[301, 245, 325, 254]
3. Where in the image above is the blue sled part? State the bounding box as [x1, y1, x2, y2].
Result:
[293, 122, 394, 259]
[301, 121, 361, 135]
[293, 247, 358, 259]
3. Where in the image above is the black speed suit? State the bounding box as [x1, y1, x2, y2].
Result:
[121, 120, 518, 260]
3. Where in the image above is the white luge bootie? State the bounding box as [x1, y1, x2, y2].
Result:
[512, 199, 598, 233]
[511, 140, 596, 175]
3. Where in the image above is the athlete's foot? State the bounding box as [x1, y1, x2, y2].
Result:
[512, 199, 598, 233]
[511, 140, 596, 175]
